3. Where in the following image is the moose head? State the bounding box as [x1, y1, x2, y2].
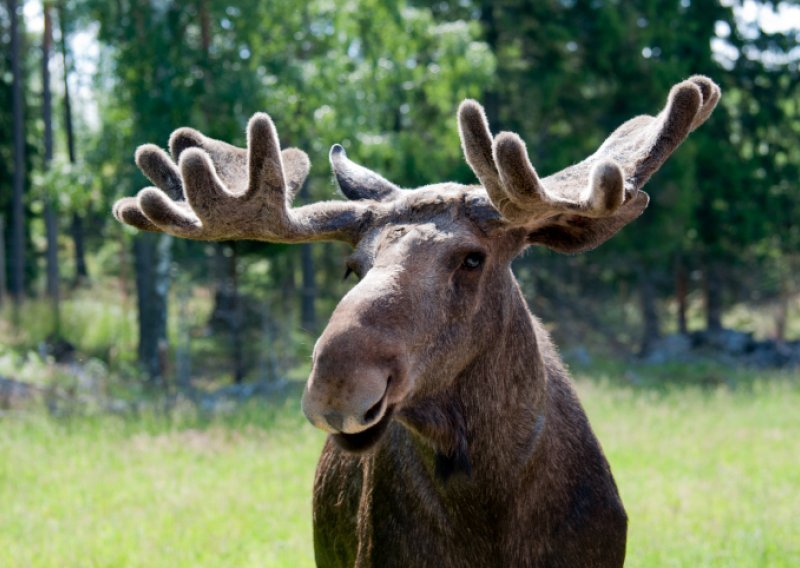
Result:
[114, 76, 719, 455]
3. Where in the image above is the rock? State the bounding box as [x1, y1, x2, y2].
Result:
[196, 379, 295, 414]
[641, 333, 693, 364]
[691, 329, 754, 354]
[642, 329, 799, 369]
[744, 339, 800, 368]
[0, 376, 40, 408]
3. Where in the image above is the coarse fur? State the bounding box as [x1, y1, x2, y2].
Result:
[310, 201, 627, 567]
[111, 76, 720, 567]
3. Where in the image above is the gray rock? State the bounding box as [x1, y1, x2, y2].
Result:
[642, 334, 693, 364]
[643, 329, 799, 369]
[0, 376, 39, 408]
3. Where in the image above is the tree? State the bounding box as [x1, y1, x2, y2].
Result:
[57, 0, 89, 285]
[7, 0, 25, 308]
[42, 1, 62, 334]
[82, 0, 190, 382]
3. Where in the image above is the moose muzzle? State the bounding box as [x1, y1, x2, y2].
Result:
[302, 328, 408, 434]
[301, 270, 411, 437]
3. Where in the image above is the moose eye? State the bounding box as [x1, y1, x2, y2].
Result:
[461, 252, 485, 271]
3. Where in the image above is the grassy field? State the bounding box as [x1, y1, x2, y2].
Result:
[1, 373, 798, 567]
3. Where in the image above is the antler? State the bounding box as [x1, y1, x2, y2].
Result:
[113, 113, 369, 245]
[459, 75, 720, 251]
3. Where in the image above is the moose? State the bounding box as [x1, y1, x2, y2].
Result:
[113, 76, 719, 567]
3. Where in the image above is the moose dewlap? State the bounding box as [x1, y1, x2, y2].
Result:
[113, 76, 720, 567]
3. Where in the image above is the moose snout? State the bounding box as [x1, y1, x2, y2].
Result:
[301, 370, 389, 434]
[301, 330, 408, 435]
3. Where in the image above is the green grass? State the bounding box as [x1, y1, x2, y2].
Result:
[581, 378, 800, 567]
[1, 375, 798, 567]
[0, 285, 139, 366]
[0, 400, 326, 568]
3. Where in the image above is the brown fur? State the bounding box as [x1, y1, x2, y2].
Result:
[308, 205, 627, 567]
[111, 76, 720, 567]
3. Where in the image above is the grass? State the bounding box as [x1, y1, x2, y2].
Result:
[0, 284, 139, 366]
[0, 281, 314, 386]
[582, 378, 800, 567]
[1, 372, 798, 567]
[0, 400, 325, 568]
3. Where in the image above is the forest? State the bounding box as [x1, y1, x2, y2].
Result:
[1, 0, 799, 383]
[0, 1, 799, 566]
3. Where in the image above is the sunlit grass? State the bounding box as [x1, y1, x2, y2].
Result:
[0, 374, 798, 567]
[660, 291, 800, 340]
[0, 281, 312, 384]
[0, 283, 139, 365]
[578, 377, 800, 567]
[0, 400, 325, 568]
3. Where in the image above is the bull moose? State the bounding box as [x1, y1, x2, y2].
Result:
[113, 76, 720, 567]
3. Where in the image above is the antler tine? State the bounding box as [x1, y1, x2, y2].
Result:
[458, 100, 523, 218]
[688, 76, 721, 132]
[168, 124, 310, 200]
[112, 196, 160, 232]
[615, 75, 719, 189]
[459, 75, 720, 228]
[113, 113, 368, 244]
[493, 131, 625, 220]
[169, 127, 247, 194]
[458, 101, 625, 224]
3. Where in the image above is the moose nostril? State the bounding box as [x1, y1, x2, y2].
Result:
[324, 412, 344, 432]
[363, 398, 383, 425]
[362, 376, 391, 425]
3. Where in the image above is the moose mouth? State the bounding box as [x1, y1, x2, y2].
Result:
[332, 405, 395, 453]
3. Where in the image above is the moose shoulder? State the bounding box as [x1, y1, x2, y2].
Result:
[113, 76, 720, 567]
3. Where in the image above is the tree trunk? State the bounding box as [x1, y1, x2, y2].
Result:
[209, 243, 245, 383]
[478, 2, 501, 128]
[70, 214, 88, 283]
[175, 284, 192, 392]
[775, 296, 787, 342]
[280, 252, 296, 309]
[43, 3, 62, 334]
[298, 183, 317, 332]
[210, 244, 234, 326]
[704, 261, 723, 332]
[229, 242, 244, 383]
[775, 274, 789, 342]
[258, 301, 278, 384]
[8, 0, 26, 305]
[638, 264, 660, 355]
[199, 0, 211, 56]
[58, 1, 89, 284]
[0, 216, 6, 307]
[300, 245, 317, 332]
[674, 253, 688, 334]
[134, 233, 171, 384]
[44, 205, 60, 321]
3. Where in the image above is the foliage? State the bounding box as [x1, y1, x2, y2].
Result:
[0, 0, 799, 373]
[0, 281, 137, 363]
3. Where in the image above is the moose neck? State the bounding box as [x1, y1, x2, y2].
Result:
[397, 273, 550, 487]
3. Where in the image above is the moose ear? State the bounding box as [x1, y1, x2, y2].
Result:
[527, 191, 650, 253]
[329, 144, 401, 202]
